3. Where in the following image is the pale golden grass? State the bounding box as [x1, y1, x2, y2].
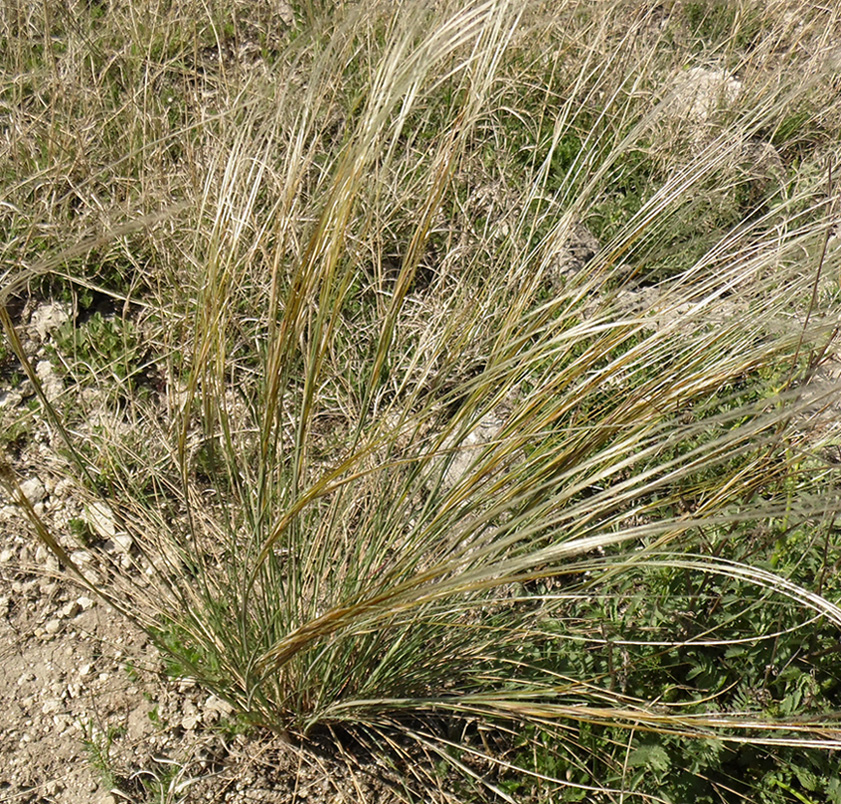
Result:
[3, 0, 841, 800]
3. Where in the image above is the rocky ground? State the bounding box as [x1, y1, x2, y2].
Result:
[0, 305, 407, 804]
[4, 272, 840, 803]
[2, 37, 841, 803]
[0, 549, 402, 804]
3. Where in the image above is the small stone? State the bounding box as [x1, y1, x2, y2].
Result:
[112, 534, 133, 554]
[59, 600, 81, 619]
[77, 595, 96, 610]
[204, 694, 234, 716]
[181, 713, 201, 730]
[35, 360, 64, 402]
[82, 568, 102, 586]
[549, 222, 600, 280]
[52, 714, 71, 731]
[85, 502, 116, 540]
[29, 302, 70, 341]
[20, 477, 47, 503]
[41, 698, 62, 715]
[669, 66, 742, 125]
[126, 701, 154, 741]
[70, 549, 93, 564]
[44, 619, 62, 634]
[0, 389, 24, 409]
[438, 409, 511, 490]
[0, 549, 13, 563]
[46, 557, 60, 574]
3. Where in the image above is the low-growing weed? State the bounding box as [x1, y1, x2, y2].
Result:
[80, 720, 124, 792]
[52, 312, 142, 384]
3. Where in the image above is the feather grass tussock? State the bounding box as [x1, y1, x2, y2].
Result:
[3, 0, 841, 799]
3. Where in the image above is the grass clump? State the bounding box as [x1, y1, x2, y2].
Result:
[3, 0, 841, 801]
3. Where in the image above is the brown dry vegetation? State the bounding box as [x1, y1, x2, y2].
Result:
[3, 1, 841, 802]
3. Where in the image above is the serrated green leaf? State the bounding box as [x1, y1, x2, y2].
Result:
[628, 743, 671, 773]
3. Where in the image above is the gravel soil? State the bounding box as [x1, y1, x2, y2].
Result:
[0, 305, 404, 804]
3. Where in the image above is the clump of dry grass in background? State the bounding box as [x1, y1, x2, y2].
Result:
[3, 0, 841, 800]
